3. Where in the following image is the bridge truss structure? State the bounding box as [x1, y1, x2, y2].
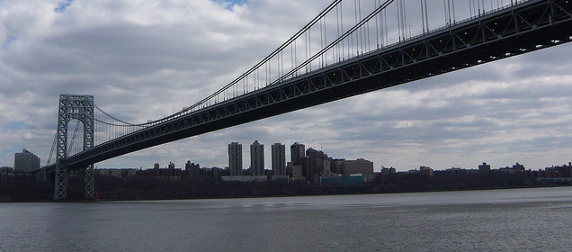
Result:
[46, 0, 572, 199]
[54, 94, 95, 199]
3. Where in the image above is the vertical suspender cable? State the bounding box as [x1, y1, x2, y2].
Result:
[337, 4, 341, 60]
[448, 0, 452, 25]
[305, 32, 308, 72]
[452, 0, 456, 25]
[342, 2, 348, 60]
[397, 0, 401, 41]
[403, 0, 411, 38]
[402, 0, 407, 39]
[308, 28, 311, 71]
[444, 0, 448, 25]
[376, 0, 380, 48]
[320, 19, 324, 67]
[324, 16, 327, 67]
[324, 14, 327, 66]
[424, 0, 429, 33]
[482, 0, 486, 14]
[421, 0, 425, 34]
[354, 0, 358, 55]
[359, 0, 366, 53]
[294, 40, 297, 76]
[384, 8, 388, 45]
[291, 42, 294, 77]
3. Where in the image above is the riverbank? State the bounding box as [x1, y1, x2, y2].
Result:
[2, 173, 571, 202]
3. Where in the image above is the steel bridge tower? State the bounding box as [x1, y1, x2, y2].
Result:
[54, 94, 95, 200]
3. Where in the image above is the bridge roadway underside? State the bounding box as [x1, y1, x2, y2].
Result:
[59, 0, 572, 170]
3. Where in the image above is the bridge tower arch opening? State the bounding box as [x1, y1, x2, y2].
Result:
[54, 94, 95, 200]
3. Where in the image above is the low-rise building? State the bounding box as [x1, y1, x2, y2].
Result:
[478, 162, 491, 173]
[420, 166, 434, 176]
[96, 168, 138, 178]
[341, 158, 374, 176]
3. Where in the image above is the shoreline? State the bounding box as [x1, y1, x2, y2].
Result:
[2, 180, 570, 203]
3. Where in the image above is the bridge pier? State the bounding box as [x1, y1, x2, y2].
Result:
[54, 94, 95, 200]
[83, 165, 95, 199]
[54, 162, 69, 200]
[53, 164, 95, 200]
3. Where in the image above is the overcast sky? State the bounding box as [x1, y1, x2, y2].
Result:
[1, 0, 572, 172]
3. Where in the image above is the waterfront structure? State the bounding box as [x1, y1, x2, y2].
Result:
[380, 166, 397, 174]
[250, 140, 264, 176]
[291, 164, 304, 180]
[290, 142, 305, 166]
[332, 159, 344, 174]
[543, 162, 572, 178]
[304, 148, 332, 181]
[271, 143, 286, 176]
[153, 163, 160, 176]
[228, 142, 243, 176]
[499, 163, 526, 174]
[96, 168, 137, 178]
[185, 161, 201, 177]
[420, 166, 434, 176]
[168, 162, 175, 176]
[341, 158, 374, 176]
[479, 162, 491, 173]
[14, 149, 40, 172]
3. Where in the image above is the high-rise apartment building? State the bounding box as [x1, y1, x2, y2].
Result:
[271, 143, 286, 176]
[250, 140, 264, 176]
[14, 149, 40, 172]
[290, 142, 305, 166]
[305, 148, 331, 179]
[228, 142, 243, 176]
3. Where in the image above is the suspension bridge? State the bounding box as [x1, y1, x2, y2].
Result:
[43, 0, 572, 199]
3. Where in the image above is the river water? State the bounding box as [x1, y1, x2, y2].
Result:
[1, 187, 571, 251]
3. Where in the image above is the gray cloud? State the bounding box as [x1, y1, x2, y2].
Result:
[1, 0, 572, 172]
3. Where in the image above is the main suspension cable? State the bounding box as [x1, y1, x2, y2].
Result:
[274, 0, 396, 84]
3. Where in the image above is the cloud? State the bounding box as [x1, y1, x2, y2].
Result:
[1, 0, 572, 172]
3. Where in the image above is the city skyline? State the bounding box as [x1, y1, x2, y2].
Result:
[1, 0, 572, 171]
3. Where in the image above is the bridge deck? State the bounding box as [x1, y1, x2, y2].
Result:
[49, 0, 572, 171]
